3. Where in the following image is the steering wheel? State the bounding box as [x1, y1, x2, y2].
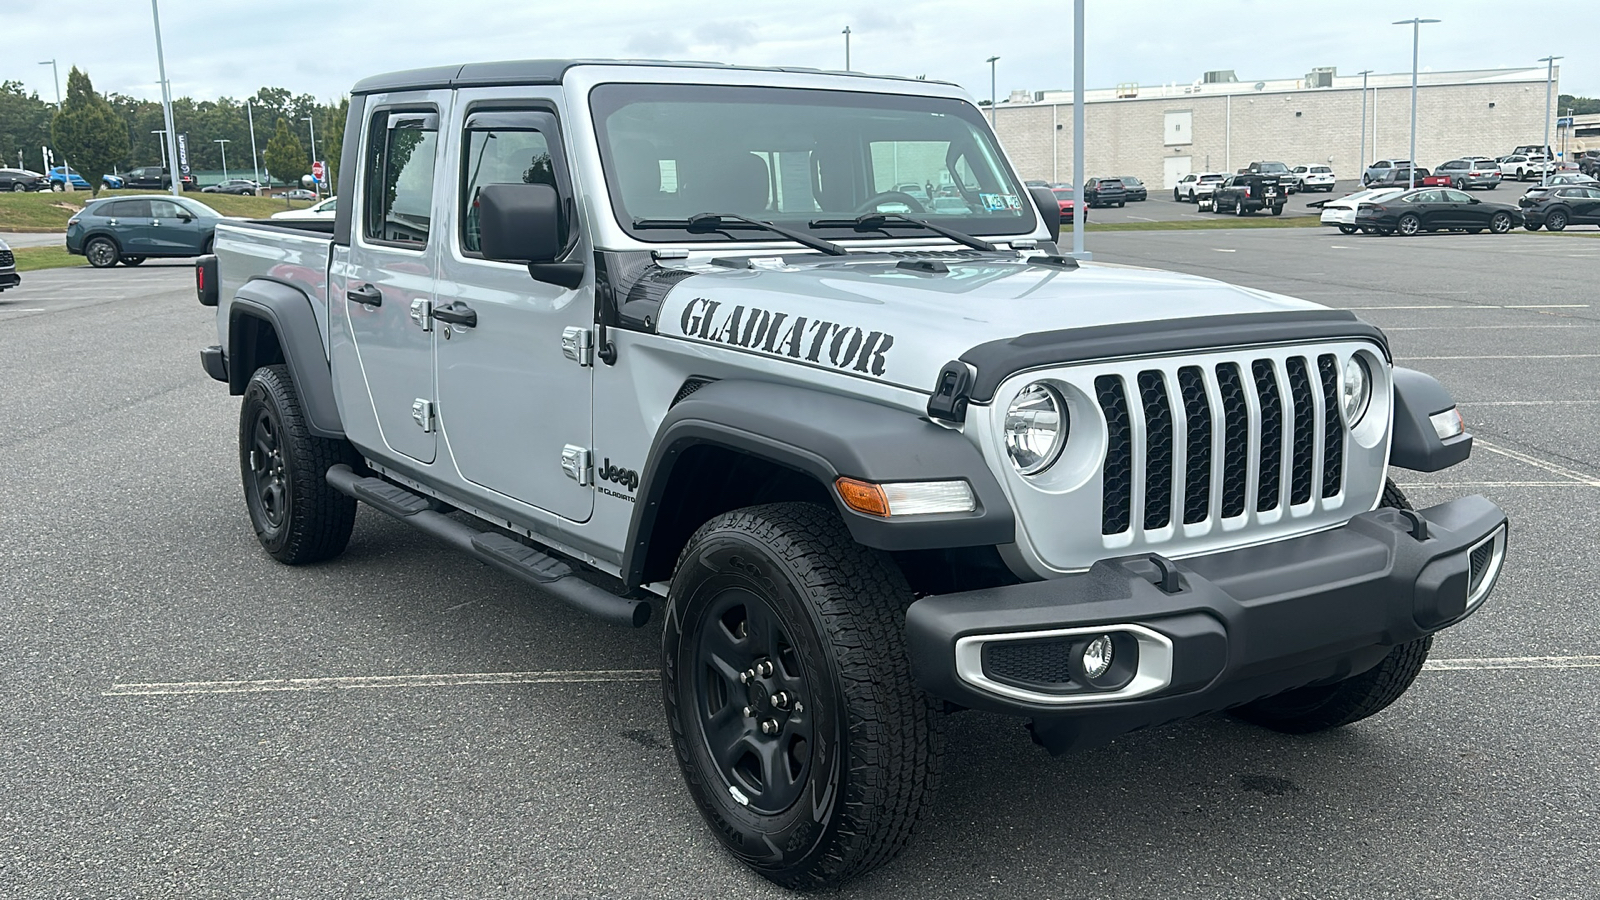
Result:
[854, 191, 927, 215]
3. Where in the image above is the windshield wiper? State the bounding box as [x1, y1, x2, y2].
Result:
[632, 212, 847, 256]
[808, 213, 997, 252]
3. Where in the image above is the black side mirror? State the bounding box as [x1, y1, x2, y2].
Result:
[478, 182, 564, 263]
[1027, 184, 1061, 243]
[478, 182, 585, 289]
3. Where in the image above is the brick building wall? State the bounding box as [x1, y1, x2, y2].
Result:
[994, 78, 1555, 190]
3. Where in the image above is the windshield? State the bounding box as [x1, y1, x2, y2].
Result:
[1257, 162, 1289, 174]
[591, 83, 1034, 244]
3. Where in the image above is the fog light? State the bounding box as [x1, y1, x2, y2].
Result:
[1081, 635, 1114, 679]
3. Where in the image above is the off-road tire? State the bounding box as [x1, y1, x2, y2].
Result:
[663, 502, 943, 890]
[239, 364, 360, 564]
[1230, 478, 1431, 734]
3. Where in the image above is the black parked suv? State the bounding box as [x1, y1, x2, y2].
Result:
[1211, 173, 1286, 215]
[1522, 184, 1600, 231]
[1083, 177, 1127, 207]
[122, 166, 198, 191]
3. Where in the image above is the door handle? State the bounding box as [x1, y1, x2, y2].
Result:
[346, 283, 383, 307]
[431, 301, 477, 328]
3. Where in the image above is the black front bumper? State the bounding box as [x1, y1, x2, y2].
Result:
[905, 495, 1508, 754]
[0, 271, 19, 291]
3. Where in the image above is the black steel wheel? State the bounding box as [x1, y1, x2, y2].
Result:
[1230, 479, 1433, 734]
[85, 237, 120, 268]
[664, 503, 942, 890]
[239, 364, 360, 564]
[1490, 212, 1514, 234]
[1546, 210, 1568, 232]
[1397, 213, 1421, 236]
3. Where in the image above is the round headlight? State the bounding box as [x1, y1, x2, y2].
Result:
[1004, 383, 1067, 475]
[1341, 355, 1372, 425]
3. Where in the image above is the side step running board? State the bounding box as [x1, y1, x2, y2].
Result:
[325, 465, 651, 628]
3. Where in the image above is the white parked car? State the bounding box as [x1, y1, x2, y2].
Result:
[1319, 188, 1405, 233]
[269, 195, 338, 221]
[1292, 165, 1337, 192]
[1172, 172, 1226, 202]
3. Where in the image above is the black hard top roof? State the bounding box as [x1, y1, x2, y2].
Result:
[351, 59, 950, 96]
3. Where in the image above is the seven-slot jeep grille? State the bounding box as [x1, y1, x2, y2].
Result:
[1096, 352, 1348, 536]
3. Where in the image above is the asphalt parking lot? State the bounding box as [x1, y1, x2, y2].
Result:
[2, 230, 1598, 899]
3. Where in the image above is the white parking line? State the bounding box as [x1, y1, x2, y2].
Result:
[1347, 304, 1590, 310]
[1385, 325, 1590, 331]
[0, 308, 46, 313]
[1398, 481, 1590, 488]
[1425, 656, 1600, 671]
[1475, 439, 1600, 487]
[1459, 400, 1600, 405]
[105, 668, 659, 696]
[1402, 355, 1600, 360]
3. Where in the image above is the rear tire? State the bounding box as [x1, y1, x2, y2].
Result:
[85, 237, 120, 268]
[1546, 211, 1568, 232]
[1338, 225, 1358, 235]
[663, 503, 943, 890]
[1397, 214, 1421, 236]
[120, 256, 146, 266]
[1230, 479, 1432, 734]
[239, 364, 360, 564]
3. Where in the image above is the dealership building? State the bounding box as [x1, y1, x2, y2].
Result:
[990, 65, 1562, 191]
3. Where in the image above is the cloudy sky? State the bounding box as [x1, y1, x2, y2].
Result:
[7, 0, 1595, 105]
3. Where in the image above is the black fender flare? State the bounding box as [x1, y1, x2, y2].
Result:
[228, 278, 344, 439]
[622, 379, 1016, 587]
[1389, 367, 1471, 472]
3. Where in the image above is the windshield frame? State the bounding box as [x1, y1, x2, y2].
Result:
[588, 82, 1037, 246]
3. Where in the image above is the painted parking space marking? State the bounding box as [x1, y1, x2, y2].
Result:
[1425, 656, 1600, 671]
[1474, 439, 1600, 487]
[1401, 354, 1600, 361]
[106, 668, 660, 696]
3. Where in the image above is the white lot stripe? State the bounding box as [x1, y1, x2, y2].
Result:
[1397, 481, 1586, 488]
[1460, 400, 1600, 405]
[0, 308, 46, 313]
[1212, 248, 1237, 252]
[1385, 325, 1590, 331]
[105, 668, 659, 696]
[1426, 656, 1600, 671]
[1474, 438, 1600, 487]
[1401, 355, 1600, 360]
[1345, 304, 1590, 310]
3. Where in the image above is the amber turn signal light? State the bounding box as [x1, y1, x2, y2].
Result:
[835, 477, 890, 517]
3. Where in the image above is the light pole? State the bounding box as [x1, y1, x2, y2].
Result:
[1392, 18, 1440, 190]
[38, 60, 61, 107]
[986, 56, 1000, 129]
[1539, 55, 1562, 187]
[1070, 0, 1087, 260]
[214, 138, 230, 181]
[151, 0, 183, 198]
[842, 26, 851, 71]
[1357, 69, 1374, 184]
[302, 115, 318, 195]
[246, 98, 261, 190]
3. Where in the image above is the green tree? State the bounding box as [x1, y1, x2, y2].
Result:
[262, 116, 306, 190]
[50, 68, 129, 196]
[321, 97, 348, 191]
[0, 81, 56, 173]
[1558, 94, 1600, 116]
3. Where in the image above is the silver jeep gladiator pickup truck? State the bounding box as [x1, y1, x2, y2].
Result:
[196, 59, 1508, 889]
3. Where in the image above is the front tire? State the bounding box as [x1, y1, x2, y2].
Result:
[663, 503, 942, 890]
[1490, 212, 1514, 234]
[1230, 480, 1432, 734]
[239, 364, 360, 564]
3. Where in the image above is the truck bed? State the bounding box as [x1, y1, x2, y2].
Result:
[213, 219, 336, 353]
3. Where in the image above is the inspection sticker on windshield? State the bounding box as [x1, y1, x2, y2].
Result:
[980, 192, 1021, 211]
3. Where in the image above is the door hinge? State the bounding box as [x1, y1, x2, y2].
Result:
[410, 298, 434, 332]
[411, 398, 436, 432]
[561, 445, 592, 485]
[561, 326, 594, 367]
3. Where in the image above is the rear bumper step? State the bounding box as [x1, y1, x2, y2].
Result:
[325, 465, 650, 627]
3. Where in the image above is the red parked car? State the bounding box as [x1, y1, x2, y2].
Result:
[1050, 187, 1087, 222]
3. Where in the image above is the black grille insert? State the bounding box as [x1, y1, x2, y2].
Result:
[1317, 354, 1345, 498]
[1215, 363, 1249, 518]
[1286, 357, 1316, 505]
[1097, 375, 1132, 535]
[1469, 537, 1497, 595]
[1252, 360, 1284, 512]
[1138, 371, 1174, 530]
[983, 638, 1075, 689]
[1177, 367, 1212, 524]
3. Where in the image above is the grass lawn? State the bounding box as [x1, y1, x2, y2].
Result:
[0, 190, 318, 233]
[12, 246, 83, 272]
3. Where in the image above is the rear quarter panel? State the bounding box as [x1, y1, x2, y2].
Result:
[214, 220, 336, 356]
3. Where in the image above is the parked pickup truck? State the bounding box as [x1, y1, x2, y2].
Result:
[196, 59, 1508, 890]
[1211, 172, 1287, 214]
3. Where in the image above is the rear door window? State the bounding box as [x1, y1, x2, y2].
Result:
[363, 109, 441, 247]
[104, 199, 151, 217]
